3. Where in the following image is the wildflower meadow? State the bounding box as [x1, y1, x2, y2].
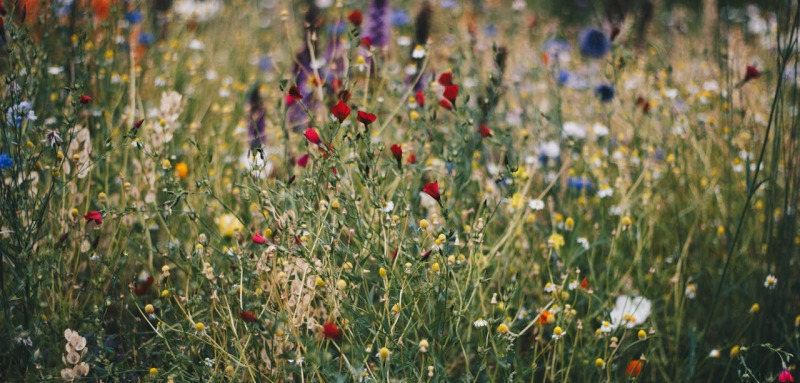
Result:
[1, 0, 800, 381]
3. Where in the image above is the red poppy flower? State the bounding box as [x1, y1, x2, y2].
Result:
[239, 310, 258, 323]
[252, 234, 267, 244]
[304, 128, 321, 145]
[357, 111, 377, 125]
[322, 321, 342, 340]
[537, 310, 553, 325]
[779, 369, 794, 383]
[415, 90, 425, 107]
[407, 152, 417, 164]
[296, 153, 310, 167]
[438, 72, 453, 86]
[438, 99, 453, 110]
[744, 65, 760, 82]
[390, 144, 403, 164]
[443, 85, 459, 103]
[331, 100, 351, 122]
[625, 360, 643, 377]
[84, 211, 103, 225]
[79, 95, 93, 105]
[360, 37, 372, 49]
[134, 276, 154, 296]
[347, 10, 363, 26]
[478, 124, 492, 138]
[288, 86, 303, 101]
[423, 181, 441, 204]
[580, 277, 589, 290]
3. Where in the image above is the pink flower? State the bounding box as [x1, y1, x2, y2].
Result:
[296, 153, 310, 167]
[779, 370, 794, 383]
[252, 234, 267, 244]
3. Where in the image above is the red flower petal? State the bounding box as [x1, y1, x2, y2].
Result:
[79, 95, 93, 105]
[438, 99, 453, 110]
[423, 181, 441, 203]
[625, 360, 643, 377]
[438, 72, 453, 86]
[304, 128, 321, 145]
[357, 110, 377, 125]
[322, 321, 342, 340]
[415, 90, 425, 107]
[239, 310, 258, 323]
[83, 211, 103, 225]
[296, 153, 310, 167]
[443, 84, 459, 103]
[347, 10, 363, 26]
[390, 144, 403, 163]
[331, 100, 351, 122]
[478, 124, 492, 138]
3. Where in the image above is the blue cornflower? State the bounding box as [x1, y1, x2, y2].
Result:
[259, 56, 273, 72]
[0, 153, 12, 170]
[567, 176, 592, 191]
[557, 70, 570, 86]
[6, 102, 37, 128]
[578, 28, 611, 58]
[125, 10, 143, 24]
[327, 22, 346, 36]
[139, 33, 155, 46]
[391, 9, 410, 26]
[595, 83, 615, 102]
[485, 24, 497, 37]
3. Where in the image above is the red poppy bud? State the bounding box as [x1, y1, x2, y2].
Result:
[79, 95, 92, 105]
[390, 144, 402, 167]
[252, 234, 267, 244]
[296, 153, 310, 167]
[407, 153, 417, 164]
[478, 124, 492, 138]
[421, 249, 433, 260]
[438, 99, 453, 110]
[415, 90, 425, 107]
[357, 110, 376, 126]
[391, 248, 398, 260]
[134, 276, 154, 296]
[360, 37, 372, 49]
[322, 321, 342, 340]
[347, 10, 363, 26]
[744, 65, 760, 82]
[422, 181, 441, 204]
[625, 360, 643, 377]
[304, 128, 321, 145]
[239, 310, 258, 323]
[330, 100, 351, 122]
[580, 277, 589, 290]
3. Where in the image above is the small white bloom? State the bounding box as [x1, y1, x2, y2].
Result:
[544, 282, 556, 293]
[528, 199, 545, 211]
[412, 45, 426, 59]
[609, 295, 652, 329]
[709, 349, 720, 358]
[473, 318, 488, 328]
[764, 274, 777, 289]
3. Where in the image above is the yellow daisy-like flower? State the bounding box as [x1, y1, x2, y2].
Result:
[548, 233, 565, 250]
[215, 213, 244, 238]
